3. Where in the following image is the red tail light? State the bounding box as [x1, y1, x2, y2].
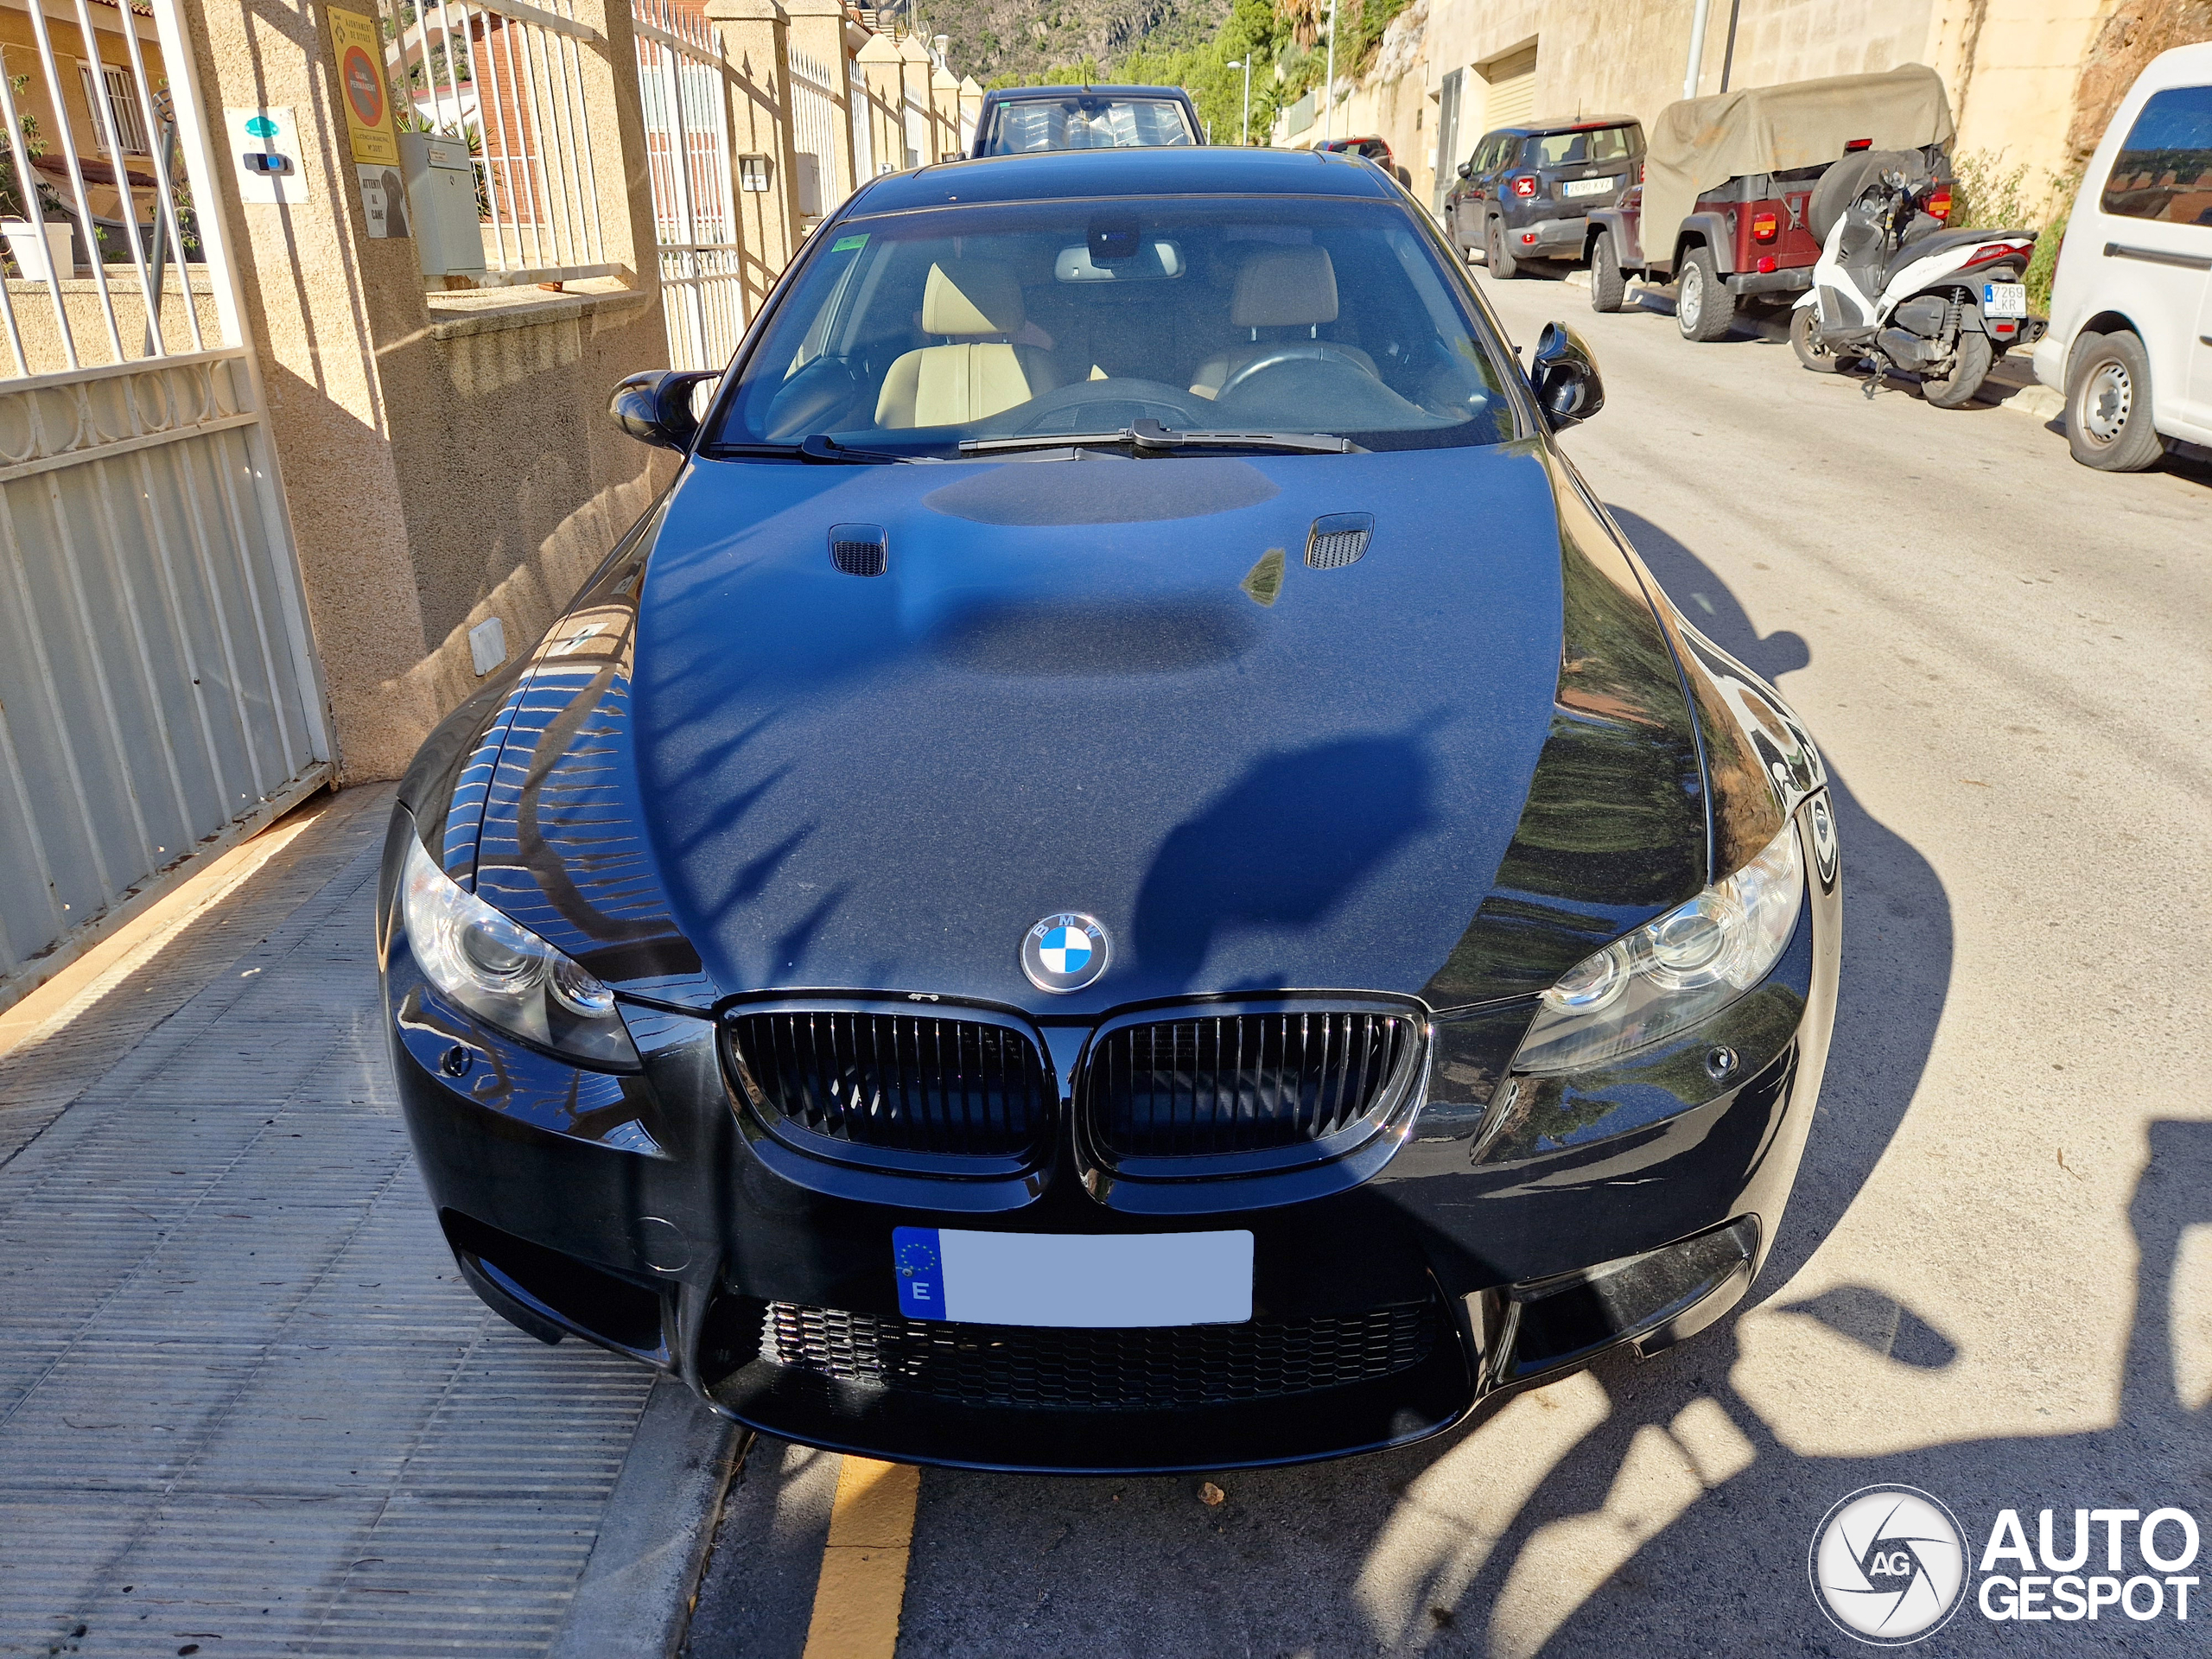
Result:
[1511, 175, 1538, 198]
[1751, 212, 1778, 243]
[1966, 240, 2032, 270]
[1845, 138, 1872, 152]
[1756, 255, 1778, 273]
[1925, 186, 1953, 221]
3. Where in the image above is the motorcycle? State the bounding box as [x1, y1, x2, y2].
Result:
[1789, 149, 2042, 407]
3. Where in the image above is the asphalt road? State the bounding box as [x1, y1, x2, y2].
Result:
[687, 270, 2212, 1658]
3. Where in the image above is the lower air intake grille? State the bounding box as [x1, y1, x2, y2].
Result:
[1083, 1008, 1421, 1160]
[760, 1297, 1442, 1410]
[726, 1010, 1051, 1160]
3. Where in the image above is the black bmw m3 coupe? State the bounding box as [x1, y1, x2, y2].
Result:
[378, 146, 1840, 1472]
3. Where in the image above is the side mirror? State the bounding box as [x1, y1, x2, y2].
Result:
[1456, 161, 1472, 180]
[1395, 163, 1412, 186]
[1529, 321, 1604, 429]
[609, 368, 718, 450]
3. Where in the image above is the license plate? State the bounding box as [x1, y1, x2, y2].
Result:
[893, 1226, 1253, 1327]
[1983, 282, 2028, 318]
[1563, 175, 1616, 199]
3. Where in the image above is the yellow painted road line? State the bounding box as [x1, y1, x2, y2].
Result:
[801, 1456, 921, 1659]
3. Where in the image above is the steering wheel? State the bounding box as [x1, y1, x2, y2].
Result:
[1008, 378, 1208, 435]
[1217, 345, 1370, 402]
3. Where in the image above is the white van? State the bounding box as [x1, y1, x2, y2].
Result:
[2033, 43, 2212, 470]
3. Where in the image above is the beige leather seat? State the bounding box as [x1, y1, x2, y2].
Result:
[875, 261, 1063, 428]
[1189, 245, 1376, 400]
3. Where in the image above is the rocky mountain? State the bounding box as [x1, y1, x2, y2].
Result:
[892, 0, 1231, 87]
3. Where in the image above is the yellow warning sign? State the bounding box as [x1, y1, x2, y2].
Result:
[329, 8, 398, 167]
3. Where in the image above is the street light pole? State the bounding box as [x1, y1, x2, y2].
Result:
[1322, 0, 1337, 144]
[1227, 58, 1249, 145]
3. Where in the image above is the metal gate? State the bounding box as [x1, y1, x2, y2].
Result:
[0, 0, 328, 1014]
[632, 0, 745, 371]
[788, 44, 842, 227]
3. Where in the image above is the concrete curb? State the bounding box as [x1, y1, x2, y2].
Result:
[547, 1377, 750, 1659]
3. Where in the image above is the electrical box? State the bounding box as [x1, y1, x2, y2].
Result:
[399, 130, 485, 277]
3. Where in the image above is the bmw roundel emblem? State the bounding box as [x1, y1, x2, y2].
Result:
[1021, 912, 1109, 994]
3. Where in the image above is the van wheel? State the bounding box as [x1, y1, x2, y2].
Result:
[1789, 304, 1846, 372]
[1589, 236, 1627, 312]
[1486, 217, 1520, 280]
[1923, 332, 1993, 408]
[1675, 247, 1735, 341]
[2066, 331, 2164, 471]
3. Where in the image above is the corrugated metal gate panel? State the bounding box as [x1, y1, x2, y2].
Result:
[0, 354, 324, 998]
[0, 0, 328, 1013]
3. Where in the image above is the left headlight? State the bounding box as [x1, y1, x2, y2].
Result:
[1510, 821, 1804, 1077]
[397, 836, 640, 1069]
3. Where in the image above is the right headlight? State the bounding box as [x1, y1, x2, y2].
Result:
[397, 836, 639, 1069]
[1510, 821, 1804, 1077]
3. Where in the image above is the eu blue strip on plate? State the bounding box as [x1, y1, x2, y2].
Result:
[893, 1226, 944, 1319]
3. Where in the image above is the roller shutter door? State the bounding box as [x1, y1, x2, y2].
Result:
[1480, 46, 1537, 132]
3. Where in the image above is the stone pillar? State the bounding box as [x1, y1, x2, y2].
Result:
[706, 0, 802, 305]
[931, 62, 961, 162]
[959, 75, 984, 154]
[166, 0, 672, 784]
[786, 0, 856, 207]
[855, 31, 906, 176]
[897, 33, 933, 168]
[170, 0, 432, 781]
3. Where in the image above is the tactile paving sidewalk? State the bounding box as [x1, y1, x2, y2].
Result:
[0, 792, 655, 1657]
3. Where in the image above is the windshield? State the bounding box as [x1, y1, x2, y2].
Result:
[981, 97, 1195, 155]
[709, 195, 1517, 459]
[1529, 126, 1637, 166]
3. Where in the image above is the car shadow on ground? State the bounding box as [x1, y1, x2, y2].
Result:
[887, 524, 2096, 1659]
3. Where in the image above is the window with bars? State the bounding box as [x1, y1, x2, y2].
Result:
[79, 62, 150, 155]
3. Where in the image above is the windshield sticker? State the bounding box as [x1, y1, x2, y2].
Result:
[830, 233, 868, 251]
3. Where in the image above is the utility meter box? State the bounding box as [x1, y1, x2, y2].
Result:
[399, 130, 485, 277]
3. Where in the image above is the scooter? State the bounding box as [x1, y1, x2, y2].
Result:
[1789, 152, 2040, 407]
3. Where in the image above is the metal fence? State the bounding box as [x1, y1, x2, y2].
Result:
[0, 0, 327, 1011]
[788, 44, 841, 225]
[632, 0, 745, 370]
[379, 0, 610, 282]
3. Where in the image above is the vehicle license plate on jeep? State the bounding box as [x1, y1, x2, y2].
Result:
[1983, 282, 2028, 318]
[1563, 175, 1615, 198]
[893, 1227, 1253, 1326]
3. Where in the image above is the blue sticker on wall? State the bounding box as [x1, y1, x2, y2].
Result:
[893, 1226, 943, 1319]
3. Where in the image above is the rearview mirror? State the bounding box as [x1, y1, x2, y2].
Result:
[1529, 321, 1603, 429]
[608, 368, 718, 451]
[1456, 161, 1472, 180]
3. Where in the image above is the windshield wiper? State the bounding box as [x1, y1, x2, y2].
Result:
[960, 418, 1357, 457]
[699, 435, 918, 463]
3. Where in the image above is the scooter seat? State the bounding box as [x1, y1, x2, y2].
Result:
[1880, 226, 2029, 290]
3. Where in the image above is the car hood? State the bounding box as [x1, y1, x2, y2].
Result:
[459, 443, 1710, 1018]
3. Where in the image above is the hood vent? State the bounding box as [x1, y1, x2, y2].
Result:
[1305, 512, 1373, 569]
[829, 524, 888, 577]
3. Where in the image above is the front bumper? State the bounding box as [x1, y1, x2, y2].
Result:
[381, 801, 1841, 1472]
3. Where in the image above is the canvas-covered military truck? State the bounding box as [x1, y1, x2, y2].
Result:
[1588, 64, 1956, 341]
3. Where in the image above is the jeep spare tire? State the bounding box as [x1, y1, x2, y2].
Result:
[1807, 149, 1929, 245]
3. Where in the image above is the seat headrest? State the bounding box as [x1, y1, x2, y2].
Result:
[923, 261, 1026, 336]
[1231, 246, 1338, 328]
